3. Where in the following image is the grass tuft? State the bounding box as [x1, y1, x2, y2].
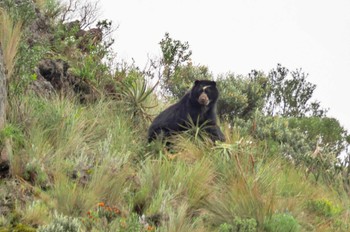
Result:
[0, 7, 22, 78]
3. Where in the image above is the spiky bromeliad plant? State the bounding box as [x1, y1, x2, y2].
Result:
[120, 74, 157, 124]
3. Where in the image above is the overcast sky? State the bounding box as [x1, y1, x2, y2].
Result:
[100, 0, 350, 132]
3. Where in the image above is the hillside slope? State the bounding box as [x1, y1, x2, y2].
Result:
[0, 1, 349, 231]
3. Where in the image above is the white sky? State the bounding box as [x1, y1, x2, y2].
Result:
[100, 0, 350, 132]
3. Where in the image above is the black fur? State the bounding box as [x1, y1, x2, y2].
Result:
[148, 80, 225, 143]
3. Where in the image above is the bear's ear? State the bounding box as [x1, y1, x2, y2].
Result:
[194, 80, 200, 86]
[210, 81, 216, 87]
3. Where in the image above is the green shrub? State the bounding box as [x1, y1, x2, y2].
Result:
[0, 224, 36, 232]
[0, 0, 36, 24]
[264, 213, 299, 232]
[216, 72, 268, 120]
[37, 212, 81, 232]
[0, 123, 24, 147]
[234, 112, 312, 160]
[13, 42, 48, 94]
[219, 217, 257, 232]
[288, 117, 347, 156]
[307, 198, 342, 217]
[219, 223, 234, 232]
[11, 223, 36, 232]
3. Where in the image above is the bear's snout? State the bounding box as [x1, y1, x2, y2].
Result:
[198, 92, 209, 105]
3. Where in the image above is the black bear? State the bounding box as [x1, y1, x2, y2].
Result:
[148, 80, 225, 143]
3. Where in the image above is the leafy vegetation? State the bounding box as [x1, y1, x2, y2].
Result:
[0, 0, 349, 231]
[264, 213, 299, 232]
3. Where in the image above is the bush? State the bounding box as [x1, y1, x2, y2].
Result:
[0, 0, 36, 25]
[264, 213, 299, 232]
[307, 198, 342, 217]
[37, 213, 81, 232]
[0, 224, 36, 232]
[219, 217, 257, 232]
[234, 112, 312, 160]
[288, 117, 347, 156]
[216, 72, 268, 120]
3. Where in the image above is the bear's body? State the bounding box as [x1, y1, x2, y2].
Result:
[148, 80, 225, 142]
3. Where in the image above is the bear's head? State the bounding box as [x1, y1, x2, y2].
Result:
[190, 80, 219, 106]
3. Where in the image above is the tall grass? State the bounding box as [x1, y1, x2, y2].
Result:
[205, 158, 279, 229]
[133, 155, 215, 216]
[6, 94, 143, 219]
[3, 92, 350, 231]
[0, 7, 22, 79]
[162, 203, 206, 232]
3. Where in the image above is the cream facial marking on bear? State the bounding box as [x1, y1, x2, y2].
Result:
[198, 85, 210, 105]
[203, 85, 211, 90]
[198, 85, 211, 105]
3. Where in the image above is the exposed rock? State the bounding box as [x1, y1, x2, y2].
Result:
[0, 147, 9, 178]
[37, 58, 69, 90]
[64, 20, 80, 32]
[71, 163, 93, 186]
[27, 7, 53, 46]
[30, 69, 56, 97]
[10, 0, 54, 47]
[0, 205, 11, 216]
[76, 27, 103, 52]
[31, 58, 97, 102]
[61, 20, 103, 52]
